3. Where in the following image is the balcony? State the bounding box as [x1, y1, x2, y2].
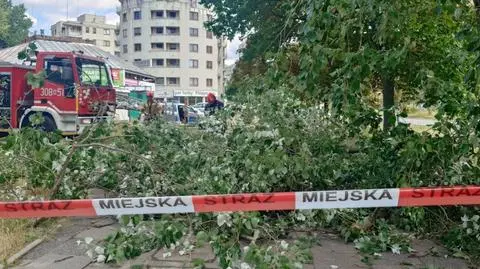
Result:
[133, 60, 151, 68]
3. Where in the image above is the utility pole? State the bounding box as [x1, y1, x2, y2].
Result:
[66, 0, 69, 20]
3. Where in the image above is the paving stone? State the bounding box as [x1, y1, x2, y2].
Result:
[75, 226, 118, 242]
[48, 238, 91, 257]
[153, 245, 215, 263]
[19, 253, 91, 269]
[311, 245, 368, 269]
[92, 218, 117, 228]
[119, 250, 156, 269]
[371, 252, 423, 269]
[148, 261, 193, 268]
[420, 256, 469, 269]
[88, 188, 107, 199]
[151, 245, 218, 268]
[410, 239, 450, 257]
[83, 262, 120, 269]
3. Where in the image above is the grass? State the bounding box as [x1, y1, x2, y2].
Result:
[0, 219, 35, 261]
[410, 125, 435, 134]
[0, 218, 59, 261]
[405, 106, 437, 119]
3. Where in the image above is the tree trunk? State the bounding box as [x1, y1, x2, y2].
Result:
[474, 0, 480, 24]
[383, 76, 395, 130]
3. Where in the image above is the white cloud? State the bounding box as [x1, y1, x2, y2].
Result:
[226, 34, 241, 61]
[225, 59, 237, 66]
[15, 0, 118, 9]
[105, 12, 120, 25]
[25, 12, 37, 26]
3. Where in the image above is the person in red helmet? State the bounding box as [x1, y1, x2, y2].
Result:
[141, 91, 163, 122]
[204, 93, 224, 115]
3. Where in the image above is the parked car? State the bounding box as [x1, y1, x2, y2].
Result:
[192, 102, 208, 113]
[189, 106, 205, 117]
[164, 103, 200, 124]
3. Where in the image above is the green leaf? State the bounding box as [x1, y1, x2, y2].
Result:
[28, 42, 37, 51]
[196, 231, 209, 245]
[17, 50, 27, 60]
[115, 246, 126, 263]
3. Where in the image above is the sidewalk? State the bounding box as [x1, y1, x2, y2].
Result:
[11, 215, 471, 269]
[9, 190, 472, 269]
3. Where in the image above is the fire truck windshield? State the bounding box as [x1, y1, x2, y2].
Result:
[76, 58, 112, 87]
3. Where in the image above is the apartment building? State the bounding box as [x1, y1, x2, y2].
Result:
[51, 14, 119, 55]
[117, 0, 227, 103]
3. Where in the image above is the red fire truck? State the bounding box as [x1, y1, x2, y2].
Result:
[0, 51, 116, 135]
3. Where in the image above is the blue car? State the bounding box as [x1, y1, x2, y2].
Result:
[163, 103, 199, 125]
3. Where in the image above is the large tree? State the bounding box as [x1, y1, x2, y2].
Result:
[203, 0, 475, 130]
[0, 0, 33, 48]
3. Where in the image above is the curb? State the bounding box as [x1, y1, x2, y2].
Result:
[0, 238, 44, 269]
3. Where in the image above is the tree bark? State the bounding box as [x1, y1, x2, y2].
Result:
[474, 0, 480, 24]
[383, 76, 395, 130]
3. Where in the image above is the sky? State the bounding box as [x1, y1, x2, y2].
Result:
[11, 0, 241, 65]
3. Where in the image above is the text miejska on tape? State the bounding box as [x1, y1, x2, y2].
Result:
[0, 186, 478, 219]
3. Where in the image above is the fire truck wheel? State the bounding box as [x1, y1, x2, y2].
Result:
[38, 115, 57, 132]
[21, 113, 57, 132]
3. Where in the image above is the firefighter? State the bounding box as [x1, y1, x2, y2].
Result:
[204, 93, 224, 116]
[141, 91, 163, 122]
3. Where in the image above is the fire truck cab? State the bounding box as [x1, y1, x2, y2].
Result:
[0, 51, 116, 135]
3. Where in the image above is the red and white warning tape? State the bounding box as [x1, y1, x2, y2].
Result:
[0, 186, 479, 219]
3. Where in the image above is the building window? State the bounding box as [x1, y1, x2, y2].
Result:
[207, 14, 213, 21]
[189, 44, 198, 52]
[104, 29, 110, 35]
[166, 43, 180, 51]
[134, 43, 142, 52]
[122, 29, 127, 37]
[134, 27, 141, 36]
[206, 61, 213, 69]
[167, 77, 180, 86]
[93, 28, 97, 34]
[114, 51, 121, 56]
[134, 59, 141, 62]
[156, 77, 165, 85]
[134, 11, 141, 20]
[189, 59, 199, 68]
[206, 45, 213, 54]
[123, 45, 128, 53]
[103, 40, 111, 47]
[190, 11, 199, 21]
[190, 0, 198, 8]
[85, 27, 89, 33]
[151, 10, 164, 19]
[189, 28, 199, 37]
[166, 27, 180, 35]
[151, 27, 163, 35]
[189, 77, 199, 87]
[152, 59, 164, 67]
[122, 13, 127, 22]
[166, 59, 180, 67]
[206, 78, 213, 87]
[151, 42, 164, 50]
[166, 10, 179, 19]
[206, 31, 213, 39]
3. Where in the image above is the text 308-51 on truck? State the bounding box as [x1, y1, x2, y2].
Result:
[0, 51, 116, 135]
